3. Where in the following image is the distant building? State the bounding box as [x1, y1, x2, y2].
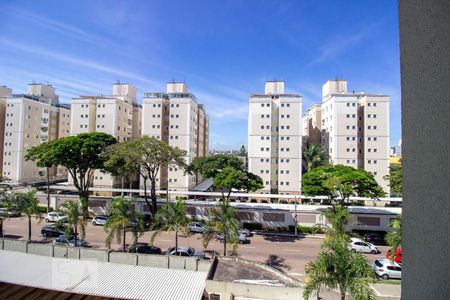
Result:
[248, 81, 302, 195]
[2, 84, 69, 185]
[141, 82, 209, 194]
[303, 80, 390, 193]
[396, 139, 402, 157]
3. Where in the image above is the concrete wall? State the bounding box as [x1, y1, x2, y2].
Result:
[399, 0, 450, 299]
[0, 238, 211, 272]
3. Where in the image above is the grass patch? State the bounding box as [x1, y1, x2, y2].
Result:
[371, 279, 401, 285]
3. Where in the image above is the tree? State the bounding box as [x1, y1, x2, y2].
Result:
[239, 145, 247, 157]
[303, 144, 329, 172]
[26, 142, 56, 214]
[302, 165, 385, 205]
[203, 201, 240, 256]
[104, 197, 144, 252]
[384, 164, 402, 197]
[321, 204, 351, 235]
[187, 154, 263, 201]
[105, 137, 186, 214]
[385, 215, 402, 260]
[150, 199, 190, 252]
[304, 235, 375, 300]
[11, 190, 41, 241]
[43, 132, 117, 218]
[60, 201, 86, 242]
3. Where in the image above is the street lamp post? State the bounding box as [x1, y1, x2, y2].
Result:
[294, 196, 298, 236]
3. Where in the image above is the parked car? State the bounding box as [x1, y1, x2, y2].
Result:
[0, 208, 21, 218]
[188, 222, 206, 233]
[363, 233, 387, 245]
[41, 224, 67, 237]
[45, 212, 68, 223]
[386, 248, 402, 263]
[348, 237, 379, 254]
[373, 259, 402, 279]
[129, 219, 150, 230]
[92, 215, 108, 226]
[53, 235, 86, 247]
[217, 232, 248, 244]
[165, 246, 205, 259]
[238, 228, 252, 237]
[128, 243, 162, 255]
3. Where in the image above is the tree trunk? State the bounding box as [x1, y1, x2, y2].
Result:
[340, 287, 346, 300]
[79, 191, 90, 220]
[143, 178, 152, 214]
[175, 229, 178, 255]
[74, 224, 78, 243]
[123, 226, 126, 252]
[0, 219, 3, 237]
[28, 216, 32, 241]
[121, 176, 124, 196]
[46, 167, 50, 214]
[150, 179, 157, 214]
[223, 237, 227, 256]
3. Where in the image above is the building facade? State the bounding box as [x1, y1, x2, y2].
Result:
[303, 80, 390, 193]
[70, 83, 136, 189]
[2, 84, 70, 184]
[248, 81, 302, 196]
[141, 82, 209, 193]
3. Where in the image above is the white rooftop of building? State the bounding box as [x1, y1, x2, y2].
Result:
[0, 250, 207, 300]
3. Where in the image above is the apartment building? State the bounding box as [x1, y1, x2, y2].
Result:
[0, 86, 12, 176]
[142, 82, 209, 193]
[70, 83, 135, 189]
[248, 81, 303, 196]
[2, 84, 69, 184]
[303, 80, 390, 193]
[302, 103, 322, 145]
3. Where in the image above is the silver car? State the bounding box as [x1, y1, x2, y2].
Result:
[348, 237, 379, 254]
[92, 215, 108, 226]
[53, 235, 87, 247]
[188, 222, 206, 233]
[45, 212, 68, 223]
[165, 246, 205, 259]
[373, 259, 402, 279]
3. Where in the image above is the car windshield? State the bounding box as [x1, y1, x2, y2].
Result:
[374, 260, 383, 267]
[188, 248, 195, 256]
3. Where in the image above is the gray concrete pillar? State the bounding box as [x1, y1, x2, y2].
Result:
[398, 1, 450, 299]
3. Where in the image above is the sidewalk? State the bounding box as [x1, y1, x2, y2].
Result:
[253, 230, 326, 239]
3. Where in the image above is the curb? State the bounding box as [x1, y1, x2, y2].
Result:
[253, 231, 326, 239]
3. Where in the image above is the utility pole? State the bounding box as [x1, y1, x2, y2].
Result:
[294, 196, 298, 236]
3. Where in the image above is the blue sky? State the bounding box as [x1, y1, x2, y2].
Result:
[0, 0, 401, 150]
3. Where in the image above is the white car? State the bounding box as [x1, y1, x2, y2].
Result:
[188, 222, 206, 233]
[348, 237, 379, 254]
[53, 235, 87, 247]
[165, 246, 205, 259]
[373, 259, 402, 279]
[45, 212, 68, 223]
[217, 232, 248, 244]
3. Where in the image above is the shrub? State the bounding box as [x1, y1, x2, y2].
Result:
[288, 224, 324, 234]
[242, 222, 262, 230]
[37, 205, 53, 214]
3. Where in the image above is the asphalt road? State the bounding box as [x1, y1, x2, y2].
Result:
[1, 216, 390, 281]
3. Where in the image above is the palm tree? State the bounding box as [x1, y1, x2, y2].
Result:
[303, 144, 329, 172]
[150, 199, 190, 253]
[11, 190, 41, 241]
[60, 201, 86, 242]
[321, 204, 350, 235]
[203, 201, 240, 256]
[385, 215, 401, 260]
[104, 197, 144, 252]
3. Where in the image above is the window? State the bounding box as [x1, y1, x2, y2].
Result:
[346, 137, 350, 141]
[261, 114, 265, 118]
[261, 136, 264, 140]
[368, 126, 372, 129]
[347, 103, 350, 107]
[352, 114, 356, 118]
[368, 103, 371, 107]
[281, 103, 284, 107]
[347, 148, 350, 152]
[374, 137, 378, 141]
[346, 114, 350, 118]
[352, 103, 356, 107]
[374, 125, 377, 130]
[260, 148, 264, 151]
[287, 103, 290, 107]
[373, 103, 377, 107]
[346, 125, 350, 129]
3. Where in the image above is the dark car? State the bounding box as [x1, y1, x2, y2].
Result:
[128, 243, 162, 255]
[129, 219, 151, 231]
[41, 224, 67, 237]
[363, 233, 387, 245]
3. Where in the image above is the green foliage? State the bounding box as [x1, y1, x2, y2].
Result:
[37, 205, 54, 214]
[104, 197, 143, 252]
[150, 199, 190, 251]
[186, 154, 245, 178]
[288, 224, 324, 234]
[385, 215, 402, 260]
[302, 165, 385, 204]
[35, 132, 117, 218]
[104, 136, 186, 214]
[10, 190, 41, 240]
[303, 143, 329, 172]
[384, 164, 402, 197]
[188, 154, 263, 201]
[304, 235, 376, 300]
[25, 142, 56, 168]
[242, 222, 263, 230]
[60, 201, 86, 240]
[203, 201, 240, 256]
[322, 205, 351, 235]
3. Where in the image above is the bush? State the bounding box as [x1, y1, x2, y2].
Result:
[242, 222, 262, 230]
[288, 224, 324, 234]
[37, 205, 53, 214]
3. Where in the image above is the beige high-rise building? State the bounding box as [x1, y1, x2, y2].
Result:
[2, 84, 69, 184]
[302, 103, 322, 145]
[303, 80, 390, 193]
[70, 83, 136, 189]
[141, 82, 209, 193]
[248, 81, 302, 196]
[0, 86, 12, 176]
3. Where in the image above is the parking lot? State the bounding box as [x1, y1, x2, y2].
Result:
[2, 216, 391, 281]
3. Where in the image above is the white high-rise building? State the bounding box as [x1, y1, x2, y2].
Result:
[304, 80, 390, 193]
[142, 82, 209, 194]
[2, 84, 69, 184]
[70, 82, 136, 189]
[248, 81, 302, 196]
